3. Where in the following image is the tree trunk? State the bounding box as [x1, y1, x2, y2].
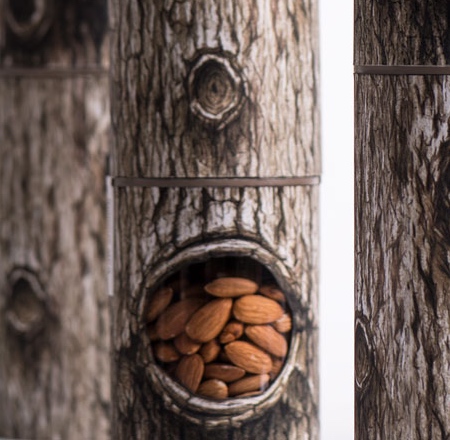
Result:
[355, 2, 450, 439]
[0, 1, 110, 439]
[110, 1, 320, 438]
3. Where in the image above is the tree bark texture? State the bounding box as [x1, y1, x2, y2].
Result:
[110, 1, 320, 438]
[110, 0, 320, 179]
[354, 1, 450, 66]
[355, 2, 450, 439]
[0, 1, 110, 439]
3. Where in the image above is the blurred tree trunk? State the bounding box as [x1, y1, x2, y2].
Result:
[0, 1, 110, 439]
[355, 2, 450, 439]
[110, 0, 320, 438]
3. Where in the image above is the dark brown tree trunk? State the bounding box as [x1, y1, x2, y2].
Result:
[355, 2, 450, 439]
[110, 0, 320, 438]
[0, 1, 110, 438]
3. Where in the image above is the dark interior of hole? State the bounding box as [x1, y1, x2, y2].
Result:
[9, 0, 36, 23]
[10, 278, 44, 324]
[193, 61, 234, 98]
[161, 257, 277, 298]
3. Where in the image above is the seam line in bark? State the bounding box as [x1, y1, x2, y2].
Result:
[113, 176, 321, 188]
[354, 65, 450, 75]
[0, 67, 109, 78]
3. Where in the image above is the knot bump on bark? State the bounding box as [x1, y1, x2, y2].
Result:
[188, 53, 245, 130]
[6, 268, 48, 339]
[5, 0, 54, 44]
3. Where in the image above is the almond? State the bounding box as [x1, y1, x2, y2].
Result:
[219, 320, 244, 344]
[271, 357, 284, 377]
[234, 390, 263, 398]
[203, 363, 246, 383]
[146, 286, 174, 322]
[233, 295, 284, 324]
[197, 379, 228, 399]
[245, 325, 288, 358]
[175, 354, 204, 393]
[174, 332, 201, 355]
[228, 374, 270, 396]
[259, 285, 286, 303]
[156, 298, 205, 340]
[273, 313, 292, 333]
[154, 341, 180, 363]
[205, 277, 258, 297]
[224, 341, 272, 374]
[185, 298, 232, 343]
[199, 339, 221, 363]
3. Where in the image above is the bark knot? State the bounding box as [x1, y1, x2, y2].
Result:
[188, 53, 246, 130]
[4, 0, 55, 44]
[5, 268, 49, 339]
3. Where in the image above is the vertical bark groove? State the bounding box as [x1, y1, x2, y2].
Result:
[355, 74, 450, 440]
[356, 5, 450, 438]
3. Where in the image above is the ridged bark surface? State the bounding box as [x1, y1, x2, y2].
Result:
[113, 186, 319, 439]
[355, 2, 450, 439]
[110, 0, 320, 179]
[0, 1, 110, 438]
[110, 0, 320, 438]
[355, 74, 450, 440]
[354, 1, 450, 66]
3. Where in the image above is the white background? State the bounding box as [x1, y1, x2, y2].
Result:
[319, 0, 354, 439]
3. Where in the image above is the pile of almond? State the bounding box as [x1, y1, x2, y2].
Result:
[146, 276, 292, 400]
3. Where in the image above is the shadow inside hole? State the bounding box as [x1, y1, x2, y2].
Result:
[5, 271, 50, 340]
[8, 0, 37, 23]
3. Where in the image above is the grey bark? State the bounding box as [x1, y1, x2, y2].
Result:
[0, 1, 110, 439]
[110, 1, 320, 438]
[355, 2, 450, 439]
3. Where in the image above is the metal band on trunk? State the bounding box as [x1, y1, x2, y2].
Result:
[354, 65, 450, 75]
[0, 68, 109, 78]
[113, 176, 321, 188]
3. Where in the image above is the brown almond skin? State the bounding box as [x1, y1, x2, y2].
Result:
[199, 339, 221, 363]
[203, 363, 246, 383]
[228, 374, 270, 396]
[185, 298, 233, 343]
[245, 325, 288, 358]
[156, 298, 205, 340]
[234, 390, 263, 398]
[219, 320, 244, 344]
[233, 295, 284, 324]
[273, 313, 292, 333]
[197, 379, 228, 399]
[154, 341, 180, 363]
[204, 277, 258, 297]
[225, 341, 272, 374]
[174, 332, 201, 355]
[259, 285, 286, 303]
[175, 354, 204, 393]
[146, 286, 174, 322]
[271, 357, 284, 377]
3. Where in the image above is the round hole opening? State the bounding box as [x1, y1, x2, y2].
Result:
[144, 257, 293, 401]
[193, 61, 237, 115]
[8, 0, 37, 24]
